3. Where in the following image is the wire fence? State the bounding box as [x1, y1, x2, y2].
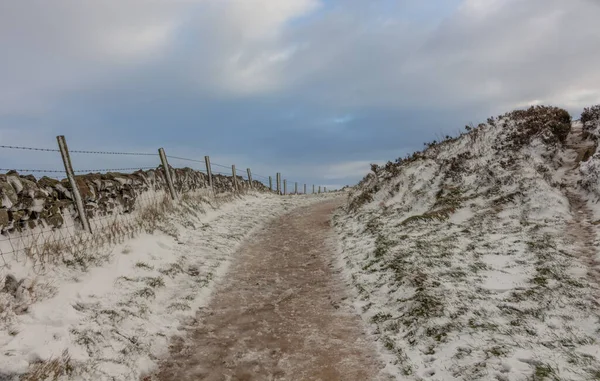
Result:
[0, 136, 330, 270]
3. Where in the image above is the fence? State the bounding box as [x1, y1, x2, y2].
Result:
[0, 137, 330, 270]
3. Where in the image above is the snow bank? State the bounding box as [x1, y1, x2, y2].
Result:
[0, 192, 327, 380]
[335, 107, 600, 380]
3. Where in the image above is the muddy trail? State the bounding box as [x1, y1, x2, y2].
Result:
[151, 199, 384, 381]
[563, 124, 600, 288]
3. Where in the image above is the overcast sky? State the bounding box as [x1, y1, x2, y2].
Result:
[1, 0, 599, 189]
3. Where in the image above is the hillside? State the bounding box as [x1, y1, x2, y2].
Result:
[334, 106, 600, 380]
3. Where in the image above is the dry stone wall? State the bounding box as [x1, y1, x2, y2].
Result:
[0, 166, 269, 234]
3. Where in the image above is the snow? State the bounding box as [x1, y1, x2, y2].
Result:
[334, 116, 600, 380]
[0, 192, 327, 380]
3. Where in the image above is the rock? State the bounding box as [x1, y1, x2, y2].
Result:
[37, 176, 60, 189]
[0, 165, 268, 237]
[10, 210, 26, 221]
[3, 275, 19, 296]
[47, 213, 64, 228]
[55, 183, 72, 199]
[6, 176, 23, 194]
[75, 177, 96, 200]
[0, 181, 18, 208]
[0, 209, 9, 229]
[22, 175, 37, 183]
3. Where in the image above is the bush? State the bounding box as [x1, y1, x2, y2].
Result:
[581, 105, 600, 138]
[581, 105, 600, 127]
[505, 106, 571, 146]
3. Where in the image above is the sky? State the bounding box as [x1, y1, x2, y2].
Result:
[1, 0, 600, 189]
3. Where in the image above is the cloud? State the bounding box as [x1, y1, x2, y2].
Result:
[276, 0, 600, 112]
[331, 115, 355, 124]
[0, 0, 195, 115]
[322, 160, 384, 180]
[2, 0, 600, 187]
[0, 0, 320, 115]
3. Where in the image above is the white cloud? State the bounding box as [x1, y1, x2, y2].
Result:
[0, 0, 197, 115]
[0, 0, 321, 114]
[99, 23, 177, 59]
[273, 0, 600, 115]
[2, 0, 600, 126]
[223, 0, 320, 41]
[322, 160, 383, 180]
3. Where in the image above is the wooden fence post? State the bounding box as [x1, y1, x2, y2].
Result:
[276, 173, 281, 195]
[204, 156, 213, 192]
[57, 135, 92, 234]
[295, 182, 298, 195]
[232, 165, 239, 192]
[269, 176, 273, 192]
[304, 184, 306, 194]
[284, 180, 287, 195]
[247, 168, 253, 189]
[158, 148, 178, 201]
[319, 186, 321, 194]
[324, 187, 327, 193]
[313, 185, 315, 194]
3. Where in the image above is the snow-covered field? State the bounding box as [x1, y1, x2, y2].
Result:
[334, 107, 600, 380]
[0, 192, 325, 380]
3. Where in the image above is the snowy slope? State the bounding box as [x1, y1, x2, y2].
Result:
[0, 192, 327, 380]
[334, 106, 600, 380]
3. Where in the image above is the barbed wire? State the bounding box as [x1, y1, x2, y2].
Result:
[0, 145, 59, 152]
[211, 162, 231, 169]
[73, 167, 157, 173]
[0, 145, 327, 189]
[167, 155, 205, 164]
[70, 149, 157, 156]
[0, 168, 64, 173]
[1, 167, 157, 175]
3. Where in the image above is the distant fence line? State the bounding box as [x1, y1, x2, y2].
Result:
[0, 136, 330, 269]
[0, 136, 330, 230]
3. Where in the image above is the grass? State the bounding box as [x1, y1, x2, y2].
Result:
[530, 364, 559, 381]
[135, 287, 156, 299]
[20, 349, 73, 381]
[15, 192, 178, 274]
[167, 302, 191, 312]
[399, 207, 456, 226]
[135, 262, 153, 270]
[159, 263, 185, 277]
[144, 276, 165, 288]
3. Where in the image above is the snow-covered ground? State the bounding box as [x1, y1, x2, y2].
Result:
[0, 192, 326, 380]
[334, 107, 600, 380]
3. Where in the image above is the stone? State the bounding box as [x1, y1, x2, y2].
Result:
[37, 177, 60, 189]
[0, 181, 18, 208]
[0, 166, 266, 238]
[10, 210, 25, 221]
[3, 274, 19, 296]
[47, 213, 64, 228]
[0, 209, 9, 229]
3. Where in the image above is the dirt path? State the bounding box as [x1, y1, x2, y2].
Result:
[152, 199, 383, 381]
[563, 124, 600, 286]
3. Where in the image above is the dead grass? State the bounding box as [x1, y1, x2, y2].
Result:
[399, 207, 456, 226]
[20, 349, 73, 381]
[14, 192, 188, 273]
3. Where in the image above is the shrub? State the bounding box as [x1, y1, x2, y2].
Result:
[349, 189, 375, 212]
[505, 106, 571, 146]
[581, 105, 600, 127]
[581, 105, 600, 138]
